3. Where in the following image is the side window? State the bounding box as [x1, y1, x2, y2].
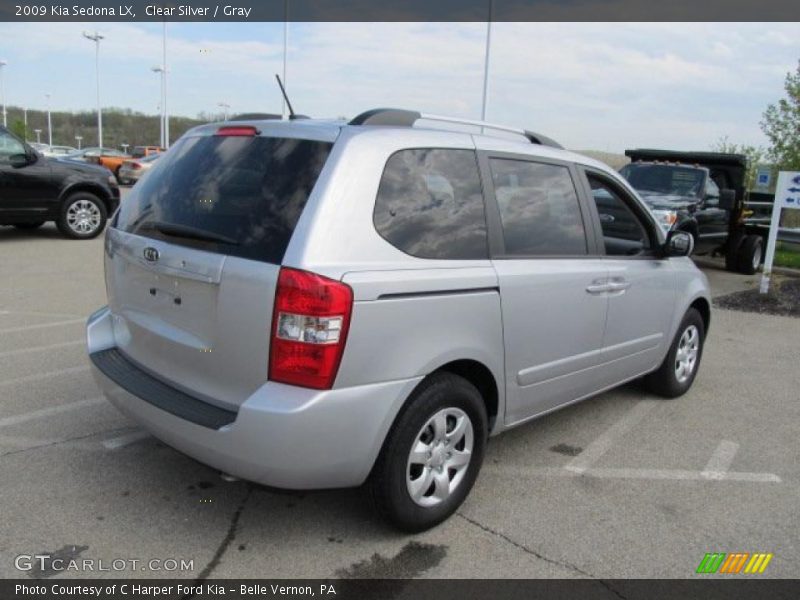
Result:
[588, 174, 652, 257]
[489, 159, 587, 256]
[0, 131, 26, 164]
[374, 148, 488, 259]
[705, 177, 720, 205]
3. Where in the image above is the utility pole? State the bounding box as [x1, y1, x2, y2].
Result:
[282, 0, 288, 119]
[45, 93, 52, 147]
[0, 60, 7, 128]
[480, 0, 493, 128]
[82, 31, 105, 147]
[152, 66, 165, 147]
[163, 21, 169, 148]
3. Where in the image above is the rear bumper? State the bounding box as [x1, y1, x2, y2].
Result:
[86, 306, 420, 489]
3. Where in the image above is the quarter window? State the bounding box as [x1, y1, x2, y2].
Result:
[0, 131, 26, 164]
[373, 148, 488, 259]
[489, 159, 587, 256]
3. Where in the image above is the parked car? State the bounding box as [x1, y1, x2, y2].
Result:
[117, 153, 160, 185]
[61, 147, 120, 163]
[43, 145, 78, 157]
[86, 110, 710, 531]
[131, 145, 164, 158]
[0, 126, 120, 238]
[620, 150, 764, 274]
[89, 151, 133, 182]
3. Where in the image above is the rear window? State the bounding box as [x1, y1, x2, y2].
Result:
[116, 135, 332, 264]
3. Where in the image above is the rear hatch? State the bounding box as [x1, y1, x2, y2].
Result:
[105, 127, 334, 409]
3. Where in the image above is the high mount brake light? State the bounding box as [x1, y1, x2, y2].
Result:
[215, 126, 260, 137]
[269, 268, 353, 390]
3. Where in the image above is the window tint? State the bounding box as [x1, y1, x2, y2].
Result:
[589, 175, 651, 256]
[116, 135, 332, 264]
[489, 159, 587, 256]
[374, 148, 488, 259]
[0, 131, 26, 164]
[705, 177, 720, 204]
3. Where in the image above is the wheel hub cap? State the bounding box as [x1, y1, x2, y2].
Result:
[406, 407, 474, 507]
[67, 200, 101, 234]
[675, 324, 700, 383]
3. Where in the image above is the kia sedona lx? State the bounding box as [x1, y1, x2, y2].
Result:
[86, 110, 711, 531]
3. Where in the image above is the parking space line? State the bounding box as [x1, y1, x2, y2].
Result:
[0, 318, 85, 334]
[0, 365, 90, 388]
[488, 465, 781, 483]
[102, 430, 150, 450]
[564, 401, 659, 474]
[0, 309, 82, 319]
[587, 467, 781, 483]
[0, 340, 83, 359]
[702, 440, 740, 479]
[0, 397, 105, 429]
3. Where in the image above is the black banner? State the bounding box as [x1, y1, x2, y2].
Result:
[2, 579, 800, 600]
[1, 0, 798, 22]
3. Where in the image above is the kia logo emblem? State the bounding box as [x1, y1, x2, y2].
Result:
[143, 247, 160, 262]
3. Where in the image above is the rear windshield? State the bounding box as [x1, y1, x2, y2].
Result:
[116, 134, 333, 264]
[620, 164, 705, 197]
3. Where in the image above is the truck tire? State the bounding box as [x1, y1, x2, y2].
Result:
[724, 232, 744, 272]
[736, 235, 763, 275]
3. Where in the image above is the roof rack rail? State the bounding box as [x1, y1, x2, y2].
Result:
[349, 108, 563, 149]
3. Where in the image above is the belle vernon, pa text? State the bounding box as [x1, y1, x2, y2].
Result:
[16, 583, 338, 596]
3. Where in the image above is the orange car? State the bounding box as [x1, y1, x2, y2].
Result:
[89, 150, 131, 180]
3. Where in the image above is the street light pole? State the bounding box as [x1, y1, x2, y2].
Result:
[0, 60, 7, 128]
[45, 93, 52, 147]
[480, 0, 493, 127]
[218, 102, 230, 121]
[23, 107, 27, 140]
[34, 129, 41, 144]
[163, 21, 169, 148]
[151, 66, 165, 148]
[82, 31, 105, 147]
[75, 135, 82, 149]
[282, 0, 288, 120]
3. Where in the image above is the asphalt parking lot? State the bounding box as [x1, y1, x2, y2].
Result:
[1, 202, 798, 580]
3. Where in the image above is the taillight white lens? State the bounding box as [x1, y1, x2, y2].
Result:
[276, 313, 343, 344]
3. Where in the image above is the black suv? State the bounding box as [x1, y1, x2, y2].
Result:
[0, 126, 120, 239]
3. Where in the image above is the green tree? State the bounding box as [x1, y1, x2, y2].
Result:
[711, 135, 767, 190]
[760, 60, 800, 171]
[9, 118, 30, 141]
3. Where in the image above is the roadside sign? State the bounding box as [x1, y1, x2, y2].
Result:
[760, 171, 800, 294]
[755, 166, 772, 191]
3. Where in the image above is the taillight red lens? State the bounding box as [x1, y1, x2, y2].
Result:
[269, 268, 353, 390]
[131, 162, 142, 170]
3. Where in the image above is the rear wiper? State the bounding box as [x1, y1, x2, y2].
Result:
[147, 221, 240, 246]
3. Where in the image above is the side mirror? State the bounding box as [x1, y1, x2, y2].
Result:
[8, 153, 32, 168]
[664, 230, 694, 257]
[719, 189, 736, 211]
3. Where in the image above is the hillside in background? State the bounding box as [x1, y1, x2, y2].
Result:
[3, 105, 207, 149]
[574, 150, 629, 170]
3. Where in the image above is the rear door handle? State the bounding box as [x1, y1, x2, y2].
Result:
[606, 279, 631, 294]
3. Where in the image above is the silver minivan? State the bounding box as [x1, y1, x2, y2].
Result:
[87, 110, 711, 531]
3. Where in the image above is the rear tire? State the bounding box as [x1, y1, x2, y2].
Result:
[644, 308, 705, 398]
[736, 234, 763, 275]
[13, 221, 45, 230]
[368, 373, 487, 532]
[56, 192, 107, 239]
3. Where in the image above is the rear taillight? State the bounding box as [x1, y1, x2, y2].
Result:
[130, 162, 142, 170]
[269, 267, 353, 390]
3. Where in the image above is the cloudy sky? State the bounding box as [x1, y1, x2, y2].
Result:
[0, 21, 797, 152]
